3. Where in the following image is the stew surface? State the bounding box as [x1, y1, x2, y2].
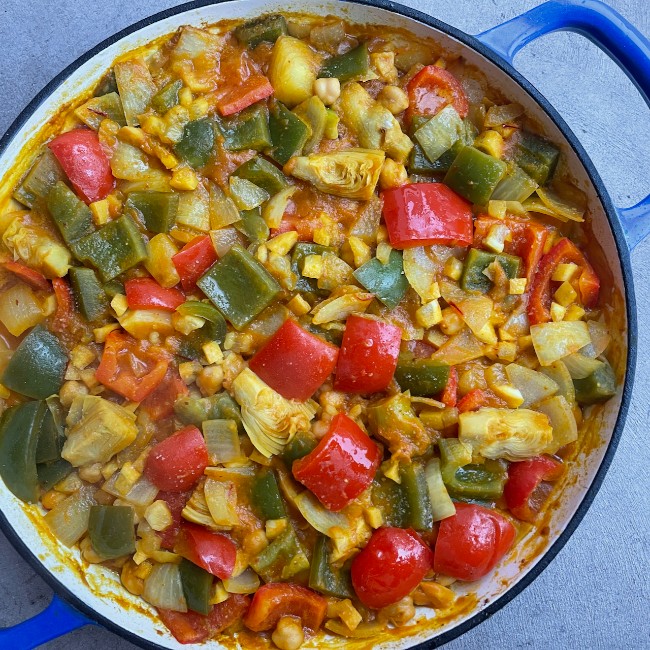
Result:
[0, 11, 618, 648]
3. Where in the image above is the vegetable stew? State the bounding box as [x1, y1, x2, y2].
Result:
[0, 11, 619, 648]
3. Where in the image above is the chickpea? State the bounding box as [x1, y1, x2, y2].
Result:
[79, 463, 103, 484]
[379, 159, 408, 190]
[41, 489, 67, 510]
[243, 528, 269, 555]
[271, 616, 304, 650]
[313, 77, 341, 106]
[80, 535, 104, 564]
[378, 596, 416, 626]
[59, 380, 89, 407]
[196, 365, 224, 396]
[377, 85, 409, 115]
[121, 559, 145, 596]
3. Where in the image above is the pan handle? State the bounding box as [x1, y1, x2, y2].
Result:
[476, 0, 650, 250]
[0, 594, 93, 649]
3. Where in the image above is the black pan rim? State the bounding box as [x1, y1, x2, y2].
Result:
[0, 1, 637, 648]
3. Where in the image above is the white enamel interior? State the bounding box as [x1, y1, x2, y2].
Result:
[0, 1, 628, 648]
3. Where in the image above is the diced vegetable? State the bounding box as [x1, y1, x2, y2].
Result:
[268, 100, 310, 165]
[0, 283, 47, 336]
[2, 325, 68, 399]
[394, 358, 449, 396]
[285, 148, 385, 201]
[573, 360, 617, 405]
[505, 363, 559, 408]
[126, 191, 179, 233]
[88, 505, 135, 559]
[320, 43, 370, 81]
[174, 119, 215, 168]
[46, 181, 95, 247]
[424, 458, 456, 521]
[399, 463, 434, 531]
[251, 468, 286, 520]
[75, 92, 126, 130]
[309, 535, 354, 598]
[173, 235, 218, 292]
[143, 563, 188, 612]
[69, 267, 109, 322]
[353, 249, 409, 309]
[125, 278, 185, 311]
[530, 321, 591, 366]
[512, 131, 559, 185]
[234, 14, 288, 48]
[536, 395, 578, 453]
[114, 60, 157, 127]
[458, 408, 553, 461]
[461, 247, 521, 293]
[152, 79, 183, 114]
[179, 558, 213, 615]
[233, 156, 288, 195]
[217, 104, 272, 151]
[414, 106, 463, 163]
[180, 524, 237, 579]
[215, 75, 274, 117]
[13, 149, 67, 208]
[268, 36, 321, 107]
[203, 419, 242, 464]
[292, 95, 328, 154]
[405, 65, 469, 123]
[443, 146, 507, 205]
[491, 164, 538, 202]
[45, 485, 96, 546]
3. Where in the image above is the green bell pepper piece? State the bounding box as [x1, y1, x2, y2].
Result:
[394, 358, 450, 396]
[37, 458, 72, 491]
[461, 247, 521, 294]
[151, 79, 183, 114]
[74, 214, 148, 282]
[400, 463, 434, 531]
[301, 320, 343, 347]
[14, 149, 67, 209]
[229, 178, 269, 211]
[282, 430, 318, 466]
[197, 244, 281, 329]
[251, 525, 310, 582]
[174, 392, 243, 433]
[46, 181, 95, 248]
[251, 468, 286, 520]
[174, 119, 215, 169]
[2, 325, 68, 399]
[324, 109, 339, 139]
[293, 96, 328, 154]
[444, 146, 507, 205]
[573, 360, 617, 405]
[0, 401, 46, 502]
[88, 505, 135, 559]
[236, 208, 270, 243]
[94, 69, 118, 96]
[371, 475, 409, 528]
[439, 437, 507, 499]
[268, 100, 310, 165]
[491, 164, 538, 202]
[292, 242, 335, 295]
[414, 105, 463, 163]
[234, 14, 288, 48]
[320, 43, 369, 82]
[217, 104, 272, 152]
[102, 279, 124, 298]
[125, 191, 179, 233]
[178, 317, 227, 361]
[75, 93, 126, 131]
[68, 267, 109, 322]
[353, 249, 409, 309]
[513, 131, 559, 186]
[177, 301, 225, 324]
[35, 409, 62, 464]
[309, 535, 354, 598]
[368, 393, 428, 456]
[179, 558, 213, 615]
[233, 156, 289, 195]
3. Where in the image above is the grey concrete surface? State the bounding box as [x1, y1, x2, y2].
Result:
[0, 0, 649, 648]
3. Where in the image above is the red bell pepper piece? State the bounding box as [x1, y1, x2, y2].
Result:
[293, 413, 382, 511]
[216, 75, 274, 116]
[141, 365, 189, 421]
[504, 456, 563, 522]
[382, 183, 473, 249]
[144, 425, 209, 492]
[351, 527, 433, 609]
[433, 503, 515, 581]
[528, 237, 600, 324]
[334, 314, 402, 394]
[158, 594, 250, 644]
[3, 261, 51, 292]
[440, 367, 458, 408]
[48, 128, 114, 203]
[51, 277, 76, 333]
[243, 583, 327, 633]
[457, 388, 488, 413]
[125, 277, 185, 311]
[248, 319, 339, 401]
[177, 523, 237, 579]
[405, 65, 469, 125]
[473, 215, 549, 283]
[95, 330, 170, 402]
[172, 235, 218, 292]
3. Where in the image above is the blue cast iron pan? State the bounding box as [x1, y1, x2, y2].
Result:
[0, 0, 648, 647]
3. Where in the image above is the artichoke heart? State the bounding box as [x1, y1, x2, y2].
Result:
[232, 368, 317, 457]
[338, 82, 413, 163]
[458, 407, 553, 461]
[285, 148, 385, 201]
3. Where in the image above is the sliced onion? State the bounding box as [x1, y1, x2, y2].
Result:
[536, 395, 577, 454]
[210, 227, 246, 257]
[44, 486, 96, 547]
[540, 360, 576, 406]
[203, 420, 243, 464]
[581, 320, 611, 358]
[529, 321, 591, 366]
[223, 568, 260, 594]
[122, 476, 159, 508]
[176, 183, 210, 233]
[431, 328, 484, 365]
[293, 491, 348, 536]
[209, 182, 240, 229]
[505, 363, 559, 408]
[403, 247, 440, 302]
[484, 103, 524, 128]
[0, 283, 45, 336]
[262, 186, 297, 229]
[562, 353, 604, 379]
[424, 459, 455, 522]
[204, 478, 240, 526]
[143, 562, 187, 612]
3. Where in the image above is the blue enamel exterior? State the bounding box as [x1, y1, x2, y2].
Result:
[0, 0, 646, 648]
[477, 0, 650, 250]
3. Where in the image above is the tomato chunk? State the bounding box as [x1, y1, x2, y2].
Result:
[156, 490, 191, 550]
[141, 365, 189, 421]
[334, 315, 401, 394]
[248, 319, 338, 401]
[125, 278, 185, 311]
[178, 523, 237, 579]
[3, 261, 51, 292]
[48, 128, 113, 203]
[173, 235, 218, 292]
[406, 65, 469, 124]
[293, 413, 381, 511]
[144, 425, 209, 492]
[504, 456, 563, 522]
[243, 583, 327, 633]
[351, 527, 433, 609]
[433, 503, 515, 581]
[216, 75, 274, 116]
[382, 183, 473, 249]
[95, 330, 170, 401]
